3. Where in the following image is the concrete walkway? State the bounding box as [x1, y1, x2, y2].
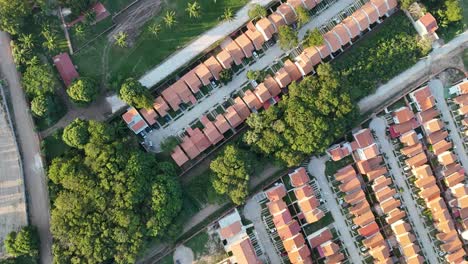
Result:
[359, 31, 468, 113]
[145, 0, 358, 148]
[369, 117, 439, 264]
[139, 0, 275, 88]
[243, 198, 282, 264]
[428, 79, 468, 170]
[307, 157, 363, 264]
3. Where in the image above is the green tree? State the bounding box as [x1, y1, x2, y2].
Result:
[67, 78, 99, 105]
[18, 34, 34, 50]
[210, 145, 252, 205]
[160, 136, 179, 153]
[186, 1, 201, 18]
[62, 119, 90, 149]
[163, 10, 177, 28]
[220, 8, 234, 21]
[31, 94, 53, 117]
[246, 70, 266, 83]
[119, 78, 153, 109]
[400, 0, 415, 9]
[295, 6, 310, 27]
[22, 64, 56, 97]
[278, 25, 298, 51]
[41, 27, 59, 52]
[0, 0, 29, 35]
[74, 24, 87, 39]
[248, 4, 266, 20]
[114, 31, 128, 48]
[444, 0, 462, 22]
[4, 226, 40, 258]
[219, 69, 233, 84]
[148, 22, 161, 38]
[303, 28, 324, 47]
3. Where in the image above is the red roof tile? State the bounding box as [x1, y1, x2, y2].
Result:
[53, 53, 80, 87]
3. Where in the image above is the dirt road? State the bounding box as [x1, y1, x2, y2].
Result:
[0, 32, 53, 264]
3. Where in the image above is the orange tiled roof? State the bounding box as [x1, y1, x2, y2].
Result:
[230, 237, 259, 264]
[233, 97, 251, 121]
[405, 152, 428, 168]
[139, 107, 158, 125]
[361, 2, 380, 24]
[417, 108, 439, 123]
[333, 24, 351, 46]
[182, 70, 202, 93]
[245, 28, 264, 50]
[254, 83, 272, 104]
[323, 31, 341, 53]
[221, 38, 245, 65]
[401, 143, 423, 157]
[308, 228, 332, 248]
[235, 33, 254, 58]
[153, 96, 169, 117]
[335, 165, 357, 182]
[303, 47, 322, 66]
[255, 17, 276, 41]
[371, 0, 389, 17]
[264, 75, 282, 97]
[186, 127, 211, 152]
[393, 107, 414, 124]
[216, 50, 234, 69]
[289, 167, 309, 187]
[243, 90, 262, 110]
[219, 220, 242, 239]
[224, 106, 243, 128]
[418, 13, 438, 34]
[284, 60, 302, 82]
[214, 114, 231, 134]
[180, 135, 201, 159]
[438, 151, 457, 166]
[320, 241, 340, 257]
[204, 56, 223, 80]
[267, 200, 288, 215]
[274, 68, 293, 88]
[269, 13, 286, 32]
[295, 53, 313, 76]
[266, 184, 287, 202]
[194, 63, 213, 86]
[342, 16, 361, 38]
[276, 3, 296, 25]
[352, 9, 370, 31]
[385, 209, 406, 225]
[171, 145, 189, 167]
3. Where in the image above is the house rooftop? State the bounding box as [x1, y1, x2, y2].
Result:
[264, 75, 282, 97]
[276, 3, 296, 25]
[182, 70, 202, 94]
[230, 237, 259, 264]
[361, 2, 380, 24]
[194, 63, 213, 86]
[202, 120, 224, 145]
[53, 52, 80, 87]
[307, 227, 332, 248]
[235, 33, 254, 58]
[171, 145, 189, 167]
[153, 96, 170, 117]
[245, 28, 264, 50]
[243, 90, 262, 110]
[393, 107, 414, 124]
[341, 16, 360, 38]
[423, 118, 444, 135]
[267, 200, 287, 215]
[224, 106, 243, 128]
[161, 85, 181, 111]
[214, 114, 231, 134]
[418, 13, 438, 34]
[274, 67, 293, 88]
[139, 108, 158, 125]
[216, 50, 234, 69]
[320, 241, 340, 257]
[400, 130, 418, 146]
[333, 24, 351, 46]
[438, 151, 457, 166]
[352, 9, 370, 31]
[353, 128, 374, 148]
[254, 83, 272, 104]
[221, 37, 245, 65]
[323, 31, 341, 53]
[417, 108, 439, 123]
[289, 167, 309, 187]
[233, 97, 251, 121]
[255, 17, 276, 41]
[405, 151, 427, 168]
[295, 52, 314, 76]
[266, 184, 287, 202]
[303, 47, 322, 66]
[204, 56, 223, 80]
[277, 220, 301, 240]
[433, 140, 452, 155]
[335, 165, 356, 182]
[122, 107, 148, 134]
[180, 135, 201, 159]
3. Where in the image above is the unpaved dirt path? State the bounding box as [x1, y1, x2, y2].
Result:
[173, 245, 194, 264]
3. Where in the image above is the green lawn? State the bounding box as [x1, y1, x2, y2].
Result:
[185, 231, 210, 259]
[73, 0, 249, 85]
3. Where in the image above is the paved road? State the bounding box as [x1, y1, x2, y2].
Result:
[145, 0, 358, 150]
[307, 157, 363, 264]
[428, 79, 468, 169]
[359, 31, 468, 113]
[0, 32, 53, 264]
[243, 198, 282, 264]
[369, 117, 439, 264]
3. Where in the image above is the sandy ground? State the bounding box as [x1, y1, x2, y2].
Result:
[173, 245, 194, 264]
[0, 99, 27, 257]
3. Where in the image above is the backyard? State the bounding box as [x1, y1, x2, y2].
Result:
[72, 0, 249, 84]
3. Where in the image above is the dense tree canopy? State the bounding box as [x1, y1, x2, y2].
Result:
[295, 6, 310, 27]
[119, 78, 153, 109]
[22, 64, 56, 97]
[3, 225, 40, 264]
[30, 94, 52, 117]
[48, 120, 182, 263]
[278, 25, 298, 51]
[210, 145, 252, 205]
[248, 4, 266, 19]
[244, 64, 356, 167]
[0, 0, 30, 35]
[303, 28, 324, 47]
[62, 118, 90, 149]
[67, 77, 99, 105]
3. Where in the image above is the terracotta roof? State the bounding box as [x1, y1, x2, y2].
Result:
[194, 63, 213, 86]
[266, 184, 287, 202]
[427, 197, 447, 211]
[402, 243, 420, 257]
[298, 196, 319, 212]
[204, 56, 223, 79]
[335, 165, 357, 182]
[424, 118, 444, 135]
[276, 3, 296, 25]
[245, 29, 265, 50]
[405, 152, 428, 168]
[254, 83, 272, 104]
[441, 238, 463, 253]
[418, 13, 438, 34]
[353, 211, 375, 227]
[277, 220, 301, 240]
[294, 185, 315, 200]
[453, 94, 468, 105]
[242, 90, 262, 110]
[224, 106, 243, 128]
[415, 176, 435, 189]
[201, 118, 224, 145]
[386, 209, 406, 225]
[269, 13, 286, 32]
[327, 144, 351, 162]
[283, 233, 305, 252]
[274, 68, 292, 88]
[326, 253, 345, 263]
[221, 38, 244, 65]
[400, 130, 418, 146]
[356, 156, 383, 175]
[284, 60, 302, 82]
[380, 198, 401, 214]
[458, 81, 468, 94]
[396, 232, 415, 245]
[352, 9, 370, 31]
[264, 75, 282, 97]
[438, 151, 457, 166]
[349, 201, 371, 217]
[342, 16, 361, 38]
[391, 220, 411, 235]
[235, 34, 254, 58]
[122, 107, 148, 134]
[436, 230, 458, 242]
[419, 185, 440, 201]
[361, 2, 380, 24]
[233, 97, 251, 121]
[320, 241, 340, 257]
[308, 228, 333, 248]
[287, 244, 311, 264]
[315, 43, 331, 59]
[433, 140, 452, 155]
[445, 248, 465, 263]
[185, 128, 211, 153]
[172, 80, 195, 104]
[371, 176, 392, 192]
[323, 31, 342, 53]
[353, 128, 374, 148]
[267, 200, 288, 215]
[446, 171, 464, 187]
[153, 96, 169, 117]
[363, 233, 384, 249]
[220, 220, 242, 239]
[255, 17, 276, 41]
[412, 164, 433, 179]
[139, 107, 158, 125]
[53, 53, 80, 87]
[287, 0, 303, 9]
[357, 143, 379, 160]
[375, 186, 396, 202]
[230, 237, 258, 264]
[417, 108, 439, 123]
[214, 114, 231, 134]
[171, 145, 189, 167]
[304, 208, 325, 223]
[180, 135, 201, 159]
[387, 0, 398, 9]
[301, 0, 316, 10]
[463, 117, 468, 126]
[182, 70, 202, 93]
[371, 0, 389, 17]
[289, 167, 309, 187]
[345, 189, 365, 205]
[366, 167, 388, 181]
[273, 210, 293, 226]
[451, 183, 468, 198]
[411, 86, 434, 110]
[216, 50, 234, 69]
[333, 24, 351, 46]
[303, 47, 322, 66]
[393, 107, 414, 124]
[339, 178, 361, 193]
[369, 244, 390, 261]
[458, 105, 468, 115]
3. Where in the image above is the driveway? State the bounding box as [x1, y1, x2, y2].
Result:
[243, 198, 282, 264]
[0, 32, 52, 264]
[307, 157, 363, 264]
[428, 79, 468, 169]
[369, 117, 439, 264]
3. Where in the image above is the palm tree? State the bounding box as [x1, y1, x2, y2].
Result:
[18, 34, 34, 50]
[74, 24, 86, 40]
[114, 32, 128, 48]
[186, 1, 201, 18]
[148, 22, 161, 37]
[41, 29, 58, 52]
[163, 11, 177, 28]
[220, 8, 234, 21]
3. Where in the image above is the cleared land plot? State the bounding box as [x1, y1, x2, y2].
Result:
[73, 0, 249, 82]
[0, 106, 27, 256]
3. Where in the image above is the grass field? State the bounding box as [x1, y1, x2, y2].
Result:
[73, 0, 249, 84]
